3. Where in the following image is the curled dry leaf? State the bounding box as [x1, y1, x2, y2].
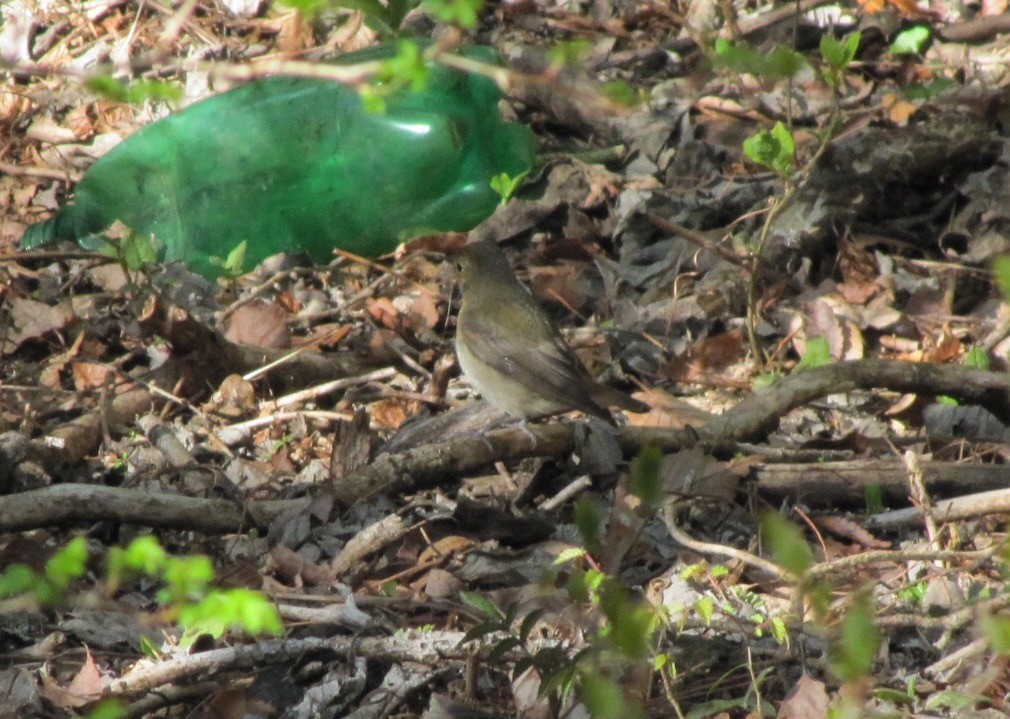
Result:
[3, 297, 76, 355]
[40, 647, 103, 708]
[223, 300, 291, 349]
[811, 515, 891, 549]
[778, 674, 829, 719]
[71, 361, 113, 391]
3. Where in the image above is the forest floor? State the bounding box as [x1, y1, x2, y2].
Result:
[3, 0, 1010, 717]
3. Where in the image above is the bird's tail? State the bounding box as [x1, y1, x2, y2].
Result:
[590, 383, 650, 414]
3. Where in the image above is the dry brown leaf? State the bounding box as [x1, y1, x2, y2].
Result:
[203, 688, 253, 719]
[64, 105, 95, 141]
[366, 296, 400, 331]
[794, 297, 864, 361]
[883, 392, 919, 416]
[268, 545, 336, 587]
[922, 330, 962, 364]
[215, 374, 257, 413]
[664, 328, 745, 382]
[296, 322, 351, 350]
[26, 118, 78, 144]
[396, 289, 440, 331]
[777, 674, 829, 719]
[812, 515, 890, 549]
[0, 87, 31, 123]
[276, 11, 313, 55]
[276, 289, 302, 314]
[661, 449, 739, 502]
[623, 387, 714, 429]
[3, 297, 75, 355]
[41, 647, 103, 708]
[836, 279, 879, 305]
[369, 397, 417, 430]
[886, 0, 933, 15]
[71, 361, 113, 391]
[414, 568, 463, 599]
[887, 99, 919, 126]
[39, 330, 85, 389]
[529, 262, 589, 312]
[223, 300, 291, 349]
[92, 100, 134, 133]
[418, 535, 473, 564]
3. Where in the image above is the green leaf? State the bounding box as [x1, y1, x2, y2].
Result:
[751, 372, 780, 390]
[518, 609, 545, 642]
[905, 76, 957, 101]
[963, 345, 990, 370]
[460, 591, 504, 620]
[830, 592, 880, 681]
[795, 336, 831, 371]
[694, 596, 714, 625]
[421, 0, 482, 28]
[83, 699, 125, 719]
[86, 76, 181, 105]
[460, 620, 504, 645]
[713, 39, 807, 81]
[0, 565, 37, 599]
[873, 686, 915, 706]
[770, 616, 788, 644]
[138, 635, 162, 660]
[160, 554, 215, 603]
[890, 26, 931, 55]
[599, 583, 654, 659]
[924, 689, 977, 711]
[278, 0, 335, 19]
[896, 581, 927, 604]
[994, 255, 1010, 301]
[487, 635, 522, 663]
[712, 38, 764, 76]
[761, 513, 813, 578]
[574, 497, 603, 555]
[743, 122, 795, 175]
[178, 588, 282, 645]
[45, 537, 89, 589]
[629, 445, 664, 509]
[601, 81, 645, 106]
[547, 39, 592, 69]
[765, 45, 807, 80]
[580, 670, 638, 719]
[864, 484, 884, 515]
[820, 31, 861, 70]
[554, 547, 587, 565]
[124, 535, 167, 574]
[982, 613, 1010, 655]
[210, 240, 248, 278]
[770, 121, 795, 164]
[377, 40, 430, 92]
[490, 171, 528, 204]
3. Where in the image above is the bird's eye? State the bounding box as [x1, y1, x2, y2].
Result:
[454, 260, 465, 272]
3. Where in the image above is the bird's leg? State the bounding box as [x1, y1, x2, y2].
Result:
[516, 418, 538, 449]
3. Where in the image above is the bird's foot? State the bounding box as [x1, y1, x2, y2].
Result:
[516, 418, 538, 449]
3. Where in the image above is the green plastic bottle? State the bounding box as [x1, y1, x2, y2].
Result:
[21, 43, 535, 277]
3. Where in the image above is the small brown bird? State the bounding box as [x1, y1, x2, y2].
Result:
[454, 240, 648, 422]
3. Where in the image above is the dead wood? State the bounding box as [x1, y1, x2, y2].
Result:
[0, 484, 306, 533]
[6, 358, 1004, 532]
[755, 460, 1010, 507]
[867, 487, 1010, 531]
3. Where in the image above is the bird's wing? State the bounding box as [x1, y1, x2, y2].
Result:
[461, 302, 609, 418]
